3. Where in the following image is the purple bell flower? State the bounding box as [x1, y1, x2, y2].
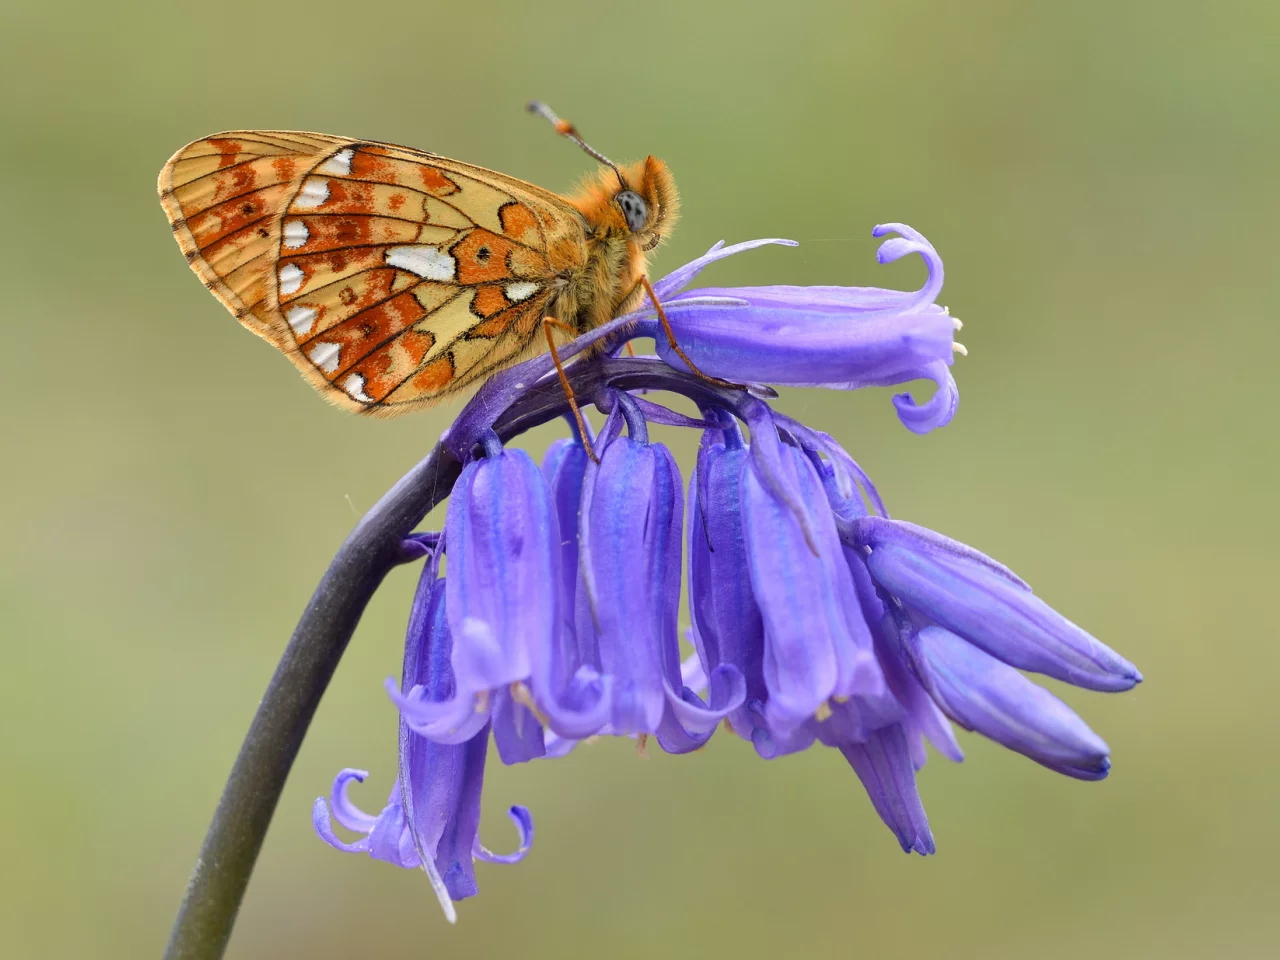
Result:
[852, 516, 1142, 693]
[313, 550, 533, 922]
[576, 395, 746, 752]
[652, 225, 963, 435]
[905, 625, 1112, 780]
[311, 221, 1141, 908]
[685, 413, 766, 740]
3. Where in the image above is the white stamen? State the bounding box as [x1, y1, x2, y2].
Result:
[282, 220, 309, 249]
[286, 305, 317, 336]
[342, 372, 373, 402]
[278, 263, 304, 295]
[317, 148, 354, 175]
[294, 178, 330, 209]
[953, 342, 968, 356]
[308, 341, 341, 373]
[386, 245, 456, 281]
[952, 316, 963, 330]
[504, 281, 538, 302]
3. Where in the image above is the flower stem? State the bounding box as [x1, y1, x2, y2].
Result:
[163, 444, 462, 960]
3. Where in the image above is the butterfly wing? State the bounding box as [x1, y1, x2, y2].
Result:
[159, 131, 588, 412]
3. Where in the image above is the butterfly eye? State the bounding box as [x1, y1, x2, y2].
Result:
[616, 190, 649, 233]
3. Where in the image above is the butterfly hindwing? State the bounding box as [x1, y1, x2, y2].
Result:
[159, 131, 584, 413]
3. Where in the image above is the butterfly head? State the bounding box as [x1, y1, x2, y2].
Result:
[528, 101, 679, 252]
[571, 156, 680, 252]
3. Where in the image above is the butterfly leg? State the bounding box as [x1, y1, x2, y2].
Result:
[636, 275, 741, 391]
[543, 318, 600, 463]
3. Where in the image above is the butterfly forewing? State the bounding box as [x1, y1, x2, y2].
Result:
[159, 131, 585, 413]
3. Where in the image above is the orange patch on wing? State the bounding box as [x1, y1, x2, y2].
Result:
[450, 229, 514, 284]
[321, 179, 378, 216]
[311, 292, 428, 378]
[207, 138, 246, 168]
[272, 156, 299, 181]
[292, 268, 404, 340]
[410, 355, 455, 395]
[499, 202, 540, 245]
[347, 329, 437, 400]
[285, 215, 428, 254]
[348, 149, 397, 183]
[470, 286, 509, 318]
[468, 305, 520, 339]
[187, 184, 289, 249]
[199, 221, 271, 276]
[347, 147, 460, 197]
[278, 246, 385, 301]
[418, 166, 458, 196]
[173, 156, 297, 218]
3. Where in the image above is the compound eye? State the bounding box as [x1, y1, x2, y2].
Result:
[616, 190, 649, 233]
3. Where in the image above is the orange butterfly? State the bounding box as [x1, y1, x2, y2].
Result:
[158, 103, 686, 419]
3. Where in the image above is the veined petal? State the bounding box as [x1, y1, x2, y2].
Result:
[490, 686, 547, 765]
[446, 448, 558, 694]
[908, 626, 1111, 779]
[533, 435, 614, 739]
[388, 680, 491, 744]
[543, 436, 590, 674]
[855, 517, 1142, 692]
[387, 573, 492, 743]
[426, 725, 490, 901]
[840, 724, 935, 855]
[578, 430, 679, 735]
[742, 441, 884, 736]
[648, 225, 957, 435]
[687, 429, 767, 738]
[656, 664, 747, 754]
[649, 298, 954, 393]
[845, 546, 963, 766]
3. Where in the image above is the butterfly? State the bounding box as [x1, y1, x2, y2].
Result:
[157, 103, 682, 418]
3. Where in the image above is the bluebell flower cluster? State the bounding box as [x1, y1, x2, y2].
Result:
[314, 224, 1141, 918]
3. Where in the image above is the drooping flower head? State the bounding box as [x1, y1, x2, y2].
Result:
[316, 224, 1140, 915]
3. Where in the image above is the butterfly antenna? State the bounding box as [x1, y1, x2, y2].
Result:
[527, 100, 627, 190]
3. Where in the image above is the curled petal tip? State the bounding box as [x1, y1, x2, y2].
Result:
[875, 237, 919, 265]
[474, 805, 535, 864]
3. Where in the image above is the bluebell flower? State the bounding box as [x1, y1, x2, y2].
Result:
[313, 547, 533, 922]
[316, 223, 1140, 913]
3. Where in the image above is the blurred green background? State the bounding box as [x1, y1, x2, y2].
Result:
[2, 0, 1276, 957]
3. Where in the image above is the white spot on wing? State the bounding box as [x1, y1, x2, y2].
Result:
[308, 341, 341, 374]
[386, 245, 456, 281]
[342, 373, 374, 403]
[278, 263, 304, 295]
[504, 281, 538, 302]
[286, 305, 317, 336]
[282, 220, 309, 249]
[294, 178, 330, 209]
[318, 148, 354, 175]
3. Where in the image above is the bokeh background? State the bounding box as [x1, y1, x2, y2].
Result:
[2, 1, 1276, 957]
